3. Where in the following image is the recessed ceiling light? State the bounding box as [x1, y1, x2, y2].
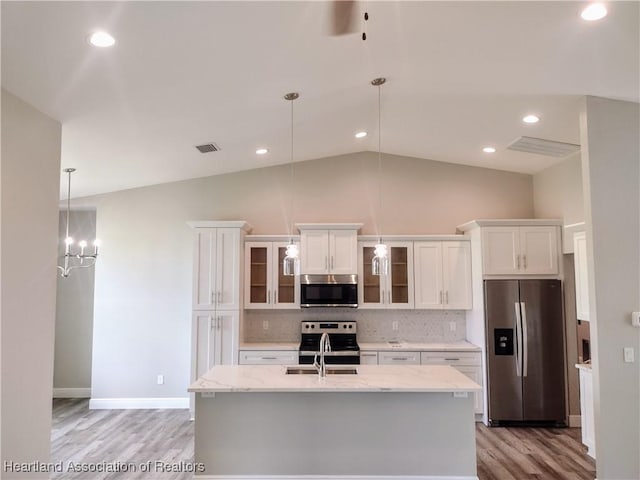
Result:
[581, 3, 608, 21]
[89, 31, 116, 48]
[256, 148, 269, 155]
[522, 114, 540, 124]
[482, 146, 497, 153]
[355, 131, 367, 138]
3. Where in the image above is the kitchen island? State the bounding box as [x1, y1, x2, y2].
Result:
[188, 364, 481, 479]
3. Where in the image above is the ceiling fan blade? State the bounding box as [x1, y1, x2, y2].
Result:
[329, 0, 358, 36]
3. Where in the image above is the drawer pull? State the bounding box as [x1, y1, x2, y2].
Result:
[444, 358, 460, 361]
[392, 357, 409, 361]
[261, 357, 277, 360]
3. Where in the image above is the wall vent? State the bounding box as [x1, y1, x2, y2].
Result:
[195, 142, 221, 153]
[507, 136, 580, 158]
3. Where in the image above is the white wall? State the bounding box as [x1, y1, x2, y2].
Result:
[533, 152, 583, 224]
[581, 96, 640, 479]
[54, 210, 96, 394]
[1, 89, 61, 477]
[77, 151, 533, 402]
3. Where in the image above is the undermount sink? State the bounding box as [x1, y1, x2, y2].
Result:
[286, 367, 358, 375]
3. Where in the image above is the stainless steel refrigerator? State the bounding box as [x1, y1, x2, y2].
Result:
[484, 279, 566, 426]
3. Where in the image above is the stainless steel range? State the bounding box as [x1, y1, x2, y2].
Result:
[298, 321, 360, 365]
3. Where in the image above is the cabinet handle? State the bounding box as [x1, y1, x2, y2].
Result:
[211, 291, 215, 304]
[275, 290, 278, 304]
[392, 357, 408, 361]
[523, 255, 527, 269]
[331, 256, 335, 269]
[325, 256, 328, 270]
[267, 290, 271, 304]
[440, 291, 443, 304]
[517, 255, 521, 269]
[445, 291, 449, 304]
[444, 358, 460, 361]
[388, 290, 391, 304]
[217, 316, 221, 330]
[261, 357, 277, 360]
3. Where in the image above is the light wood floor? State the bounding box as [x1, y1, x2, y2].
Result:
[52, 399, 595, 479]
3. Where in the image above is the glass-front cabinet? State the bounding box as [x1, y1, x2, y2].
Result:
[358, 241, 414, 309]
[245, 241, 300, 309]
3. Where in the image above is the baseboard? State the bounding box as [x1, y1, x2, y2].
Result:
[53, 387, 91, 398]
[89, 397, 189, 409]
[568, 414, 581, 428]
[193, 476, 479, 480]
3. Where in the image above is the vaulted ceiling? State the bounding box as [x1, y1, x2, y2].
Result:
[2, 1, 638, 198]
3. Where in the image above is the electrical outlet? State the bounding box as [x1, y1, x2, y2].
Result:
[623, 347, 635, 363]
[157, 374, 164, 385]
[632, 312, 640, 327]
[449, 321, 456, 332]
[392, 320, 399, 331]
[262, 320, 269, 330]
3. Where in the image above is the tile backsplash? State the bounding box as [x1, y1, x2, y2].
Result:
[243, 309, 466, 343]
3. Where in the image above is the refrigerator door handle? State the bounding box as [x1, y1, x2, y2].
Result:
[514, 302, 522, 377]
[521, 302, 528, 377]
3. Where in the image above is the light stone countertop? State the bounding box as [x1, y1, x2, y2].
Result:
[188, 364, 481, 393]
[239, 340, 481, 352]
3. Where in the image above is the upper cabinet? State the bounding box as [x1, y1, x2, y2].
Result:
[191, 224, 250, 311]
[358, 241, 414, 309]
[414, 241, 472, 310]
[297, 224, 361, 275]
[481, 226, 559, 275]
[573, 231, 590, 321]
[245, 240, 300, 309]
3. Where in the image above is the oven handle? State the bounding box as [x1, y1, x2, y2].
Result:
[299, 350, 360, 356]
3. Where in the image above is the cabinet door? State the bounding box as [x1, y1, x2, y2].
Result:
[273, 242, 300, 309]
[519, 226, 558, 275]
[192, 230, 216, 310]
[216, 310, 239, 365]
[244, 242, 273, 309]
[192, 311, 215, 380]
[388, 243, 414, 308]
[216, 228, 241, 310]
[300, 230, 330, 274]
[481, 227, 520, 275]
[414, 242, 443, 309]
[442, 241, 472, 309]
[329, 229, 358, 274]
[573, 232, 590, 321]
[358, 243, 383, 308]
[456, 366, 484, 414]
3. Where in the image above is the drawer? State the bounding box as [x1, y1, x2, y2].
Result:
[238, 350, 298, 365]
[378, 351, 420, 365]
[420, 351, 481, 366]
[360, 351, 379, 365]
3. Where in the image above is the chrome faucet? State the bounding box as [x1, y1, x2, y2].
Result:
[314, 332, 332, 377]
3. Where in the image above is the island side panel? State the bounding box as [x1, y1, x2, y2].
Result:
[194, 391, 477, 477]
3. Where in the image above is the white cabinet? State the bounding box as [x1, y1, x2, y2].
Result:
[359, 351, 379, 365]
[573, 231, 590, 321]
[420, 351, 483, 414]
[191, 310, 239, 379]
[298, 226, 360, 275]
[378, 351, 421, 365]
[481, 226, 558, 275]
[414, 241, 472, 310]
[244, 241, 300, 309]
[192, 227, 242, 310]
[358, 241, 414, 309]
[238, 350, 298, 365]
[577, 365, 595, 458]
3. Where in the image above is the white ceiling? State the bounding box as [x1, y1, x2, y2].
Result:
[2, 1, 638, 199]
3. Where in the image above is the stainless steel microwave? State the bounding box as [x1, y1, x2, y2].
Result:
[300, 274, 358, 308]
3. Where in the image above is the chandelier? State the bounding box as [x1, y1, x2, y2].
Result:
[57, 168, 100, 278]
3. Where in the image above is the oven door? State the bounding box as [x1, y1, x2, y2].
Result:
[300, 275, 358, 308]
[299, 351, 360, 365]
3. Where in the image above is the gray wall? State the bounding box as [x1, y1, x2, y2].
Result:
[581, 96, 640, 479]
[54, 210, 96, 391]
[533, 152, 584, 224]
[75, 151, 533, 400]
[1, 89, 61, 477]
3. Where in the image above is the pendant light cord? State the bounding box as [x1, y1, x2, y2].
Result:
[377, 82, 382, 242]
[289, 96, 295, 240]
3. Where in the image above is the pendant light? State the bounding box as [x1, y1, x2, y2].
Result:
[57, 168, 100, 278]
[371, 77, 388, 276]
[283, 92, 300, 276]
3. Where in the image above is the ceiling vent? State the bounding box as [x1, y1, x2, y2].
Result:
[195, 142, 221, 154]
[507, 136, 580, 158]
